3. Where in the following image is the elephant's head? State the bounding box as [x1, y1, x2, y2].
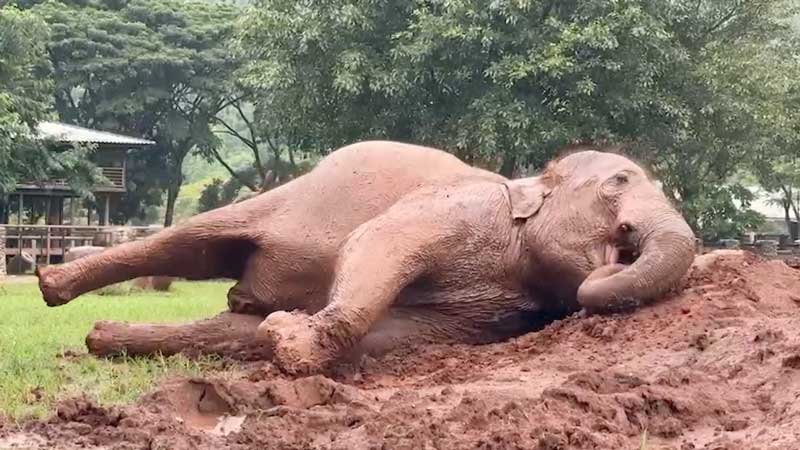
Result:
[506, 148, 695, 313]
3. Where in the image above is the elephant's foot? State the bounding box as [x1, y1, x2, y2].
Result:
[85, 312, 270, 360]
[36, 265, 76, 307]
[257, 311, 334, 375]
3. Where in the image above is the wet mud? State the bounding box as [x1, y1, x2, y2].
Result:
[3, 250, 800, 449]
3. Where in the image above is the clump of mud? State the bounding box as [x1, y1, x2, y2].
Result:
[4, 250, 800, 450]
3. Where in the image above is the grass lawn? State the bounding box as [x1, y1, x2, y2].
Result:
[0, 279, 233, 421]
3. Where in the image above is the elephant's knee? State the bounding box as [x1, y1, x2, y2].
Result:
[227, 283, 272, 315]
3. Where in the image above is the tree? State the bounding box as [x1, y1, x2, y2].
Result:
[203, 99, 312, 193]
[0, 5, 96, 221]
[235, 0, 797, 239]
[197, 178, 225, 213]
[34, 0, 238, 226]
[744, 26, 800, 239]
[196, 154, 316, 213]
[625, 1, 799, 238]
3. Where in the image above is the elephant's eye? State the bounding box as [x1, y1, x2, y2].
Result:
[613, 173, 629, 185]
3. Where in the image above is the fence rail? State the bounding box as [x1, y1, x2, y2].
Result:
[15, 165, 126, 191]
[3, 224, 162, 268]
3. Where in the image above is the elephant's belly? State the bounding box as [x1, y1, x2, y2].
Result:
[393, 284, 546, 343]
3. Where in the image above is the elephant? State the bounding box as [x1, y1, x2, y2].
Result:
[8, 251, 35, 275]
[64, 246, 107, 262]
[37, 141, 696, 374]
[65, 245, 174, 292]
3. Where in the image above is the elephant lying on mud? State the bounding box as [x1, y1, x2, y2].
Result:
[37, 141, 696, 374]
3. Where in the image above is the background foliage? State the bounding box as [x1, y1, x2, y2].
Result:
[0, 6, 97, 220]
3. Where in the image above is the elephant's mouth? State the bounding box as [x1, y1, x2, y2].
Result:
[604, 244, 639, 266]
[617, 245, 640, 265]
[604, 223, 641, 266]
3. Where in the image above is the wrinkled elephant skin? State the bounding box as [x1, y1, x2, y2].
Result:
[63, 246, 174, 292]
[37, 141, 696, 374]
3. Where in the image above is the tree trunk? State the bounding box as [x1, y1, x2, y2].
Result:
[287, 145, 296, 169]
[780, 185, 800, 241]
[163, 159, 185, 227]
[499, 153, 517, 178]
[784, 201, 791, 223]
[164, 179, 180, 227]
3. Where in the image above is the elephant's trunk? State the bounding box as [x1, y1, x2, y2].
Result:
[576, 213, 696, 313]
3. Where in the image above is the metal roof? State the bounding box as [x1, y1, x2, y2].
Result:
[36, 121, 155, 146]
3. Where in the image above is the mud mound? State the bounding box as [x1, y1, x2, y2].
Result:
[5, 250, 800, 450]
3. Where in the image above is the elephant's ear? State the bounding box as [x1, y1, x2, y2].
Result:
[504, 179, 551, 219]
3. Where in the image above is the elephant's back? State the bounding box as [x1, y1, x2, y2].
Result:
[319, 140, 470, 166]
[315, 140, 502, 183]
[266, 141, 504, 245]
[313, 140, 504, 207]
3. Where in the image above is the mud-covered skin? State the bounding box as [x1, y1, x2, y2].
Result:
[37, 141, 696, 374]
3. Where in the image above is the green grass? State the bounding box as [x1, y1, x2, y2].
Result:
[0, 280, 233, 421]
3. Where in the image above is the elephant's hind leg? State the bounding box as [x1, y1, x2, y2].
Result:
[86, 313, 270, 361]
[37, 200, 269, 306]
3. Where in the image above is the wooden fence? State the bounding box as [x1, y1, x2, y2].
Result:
[2, 224, 162, 268]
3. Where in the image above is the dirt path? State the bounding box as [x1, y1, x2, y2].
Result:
[3, 250, 800, 449]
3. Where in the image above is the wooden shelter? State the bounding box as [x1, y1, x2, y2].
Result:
[5, 121, 155, 226]
[2, 122, 156, 270]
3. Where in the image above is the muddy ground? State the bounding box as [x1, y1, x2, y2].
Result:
[3, 250, 800, 450]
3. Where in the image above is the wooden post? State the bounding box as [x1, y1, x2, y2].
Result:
[45, 226, 52, 266]
[103, 194, 110, 226]
[17, 193, 23, 225]
[0, 226, 6, 277]
[45, 197, 52, 266]
[68, 197, 75, 225]
[47, 196, 64, 226]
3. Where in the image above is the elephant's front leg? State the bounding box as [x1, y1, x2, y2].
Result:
[258, 203, 457, 375]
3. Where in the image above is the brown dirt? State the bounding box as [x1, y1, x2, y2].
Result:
[4, 249, 800, 450]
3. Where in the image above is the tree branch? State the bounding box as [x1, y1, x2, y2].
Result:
[206, 145, 258, 192]
[704, 3, 743, 37]
[213, 116, 256, 148]
[231, 100, 266, 182]
[210, 116, 262, 192]
[217, 93, 248, 112]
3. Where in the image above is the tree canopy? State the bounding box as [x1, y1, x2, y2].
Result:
[32, 0, 238, 225]
[0, 5, 96, 220]
[233, 0, 800, 239]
